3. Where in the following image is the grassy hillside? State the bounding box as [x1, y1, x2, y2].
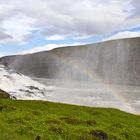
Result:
[0, 89, 10, 99]
[0, 99, 140, 140]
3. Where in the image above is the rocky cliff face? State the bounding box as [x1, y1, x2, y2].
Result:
[0, 37, 140, 86]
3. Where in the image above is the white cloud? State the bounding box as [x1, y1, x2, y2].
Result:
[104, 31, 140, 41]
[0, 52, 7, 57]
[0, 0, 139, 44]
[46, 35, 65, 40]
[73, 35, 93, 40]
[0, 54, 4, 57]
[0, 14, 36, 44]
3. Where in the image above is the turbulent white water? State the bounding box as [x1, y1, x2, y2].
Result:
[32, 78, 140, 115]
[0, 65, 53, 100]
[0, 64, 139, 115]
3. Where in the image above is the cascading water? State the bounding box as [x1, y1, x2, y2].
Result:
[0, 64, 54, 100]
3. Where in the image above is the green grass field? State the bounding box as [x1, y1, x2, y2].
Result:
[0, 91, 140, 140]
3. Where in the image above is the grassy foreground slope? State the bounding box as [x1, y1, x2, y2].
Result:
[0, 99, 140, 140]
[0, 90, 10, 99]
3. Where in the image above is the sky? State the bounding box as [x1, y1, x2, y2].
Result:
[0, 0, 140, 56]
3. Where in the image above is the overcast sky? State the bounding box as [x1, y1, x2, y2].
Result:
[0, 0, 140, 56]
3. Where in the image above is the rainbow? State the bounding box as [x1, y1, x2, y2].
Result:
[47, 51, 136, 114]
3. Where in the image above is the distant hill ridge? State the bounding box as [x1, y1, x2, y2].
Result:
[0, 37, 140, 86]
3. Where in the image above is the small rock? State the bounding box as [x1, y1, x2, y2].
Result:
[35, 136, 41, 140]
[90, 130, 108, 140]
